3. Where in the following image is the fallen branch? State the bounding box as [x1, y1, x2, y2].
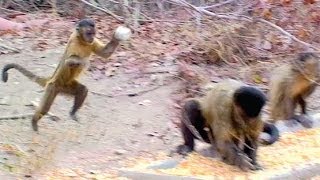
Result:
[0, 43, 20, 53]
[0, 113, 33, 120]
[126, 85, 163, 97]
[90, 91, 114, 98]
[80, 0, 124, 23]
[91, 84, 164, 98]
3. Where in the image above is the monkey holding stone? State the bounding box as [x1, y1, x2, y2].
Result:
[2, 18, 132, 131]
[177, 79, 279, 171]
[269, 52, 320, 128]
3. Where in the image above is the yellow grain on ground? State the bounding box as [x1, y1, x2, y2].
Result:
[127, 128, 320, 179]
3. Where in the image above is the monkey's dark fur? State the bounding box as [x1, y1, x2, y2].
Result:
[177, 79, 279, 171]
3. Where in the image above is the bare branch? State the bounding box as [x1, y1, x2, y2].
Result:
[166, 0, 320, 51]
[200, 0, 236, 9]
[256, 18, 320, 51]
[80, 0, 124, 23]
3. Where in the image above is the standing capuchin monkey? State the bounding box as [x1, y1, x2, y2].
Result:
[269, 52, 320, 128]
[2, 18, 132, 131]
[177, 79, 279, 171]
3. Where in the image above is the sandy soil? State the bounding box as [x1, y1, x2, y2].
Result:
[0, 46, 184, 178]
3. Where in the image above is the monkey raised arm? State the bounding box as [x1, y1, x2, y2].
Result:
[92, 26, 131, 59]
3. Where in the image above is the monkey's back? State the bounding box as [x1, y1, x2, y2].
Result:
[269, 65, 293, 120]
[269, 63, 319, 121]
[199, 79, 243, 131]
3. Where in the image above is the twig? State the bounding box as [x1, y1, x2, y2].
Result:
[126, 85, 162, 97]
[200, 0, 236, 9]
[0, 7, 26, 15]
[256, 18, 319, 51]
[80, 0, 124, 23]
[91, 85, 164, 98]
[90, 91, 114, 97]
[0, 43, 20, 53]
[0, 113, 33, 120]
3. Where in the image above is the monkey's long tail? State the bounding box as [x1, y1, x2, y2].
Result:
[2, 63, 47, 87]
[261, 122, 280, 145]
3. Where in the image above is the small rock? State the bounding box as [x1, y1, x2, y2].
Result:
[138, 99, 152, 106]
[114, 149, 127, 155]
[151, 62, 159, 67]
[261, 40, 272, 50]
[24, 174, 32, 178]
[89, 170, 100, 174]
[150, 74, 158, 81]
[113, 63, 122, 67]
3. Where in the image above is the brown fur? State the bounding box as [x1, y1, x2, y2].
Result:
[2, 19, 129, 131]
[269, 52, 319, 127]
[177, 79, 279, 171]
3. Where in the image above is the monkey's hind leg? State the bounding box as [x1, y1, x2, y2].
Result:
[63, 81, 88, 121]
[294, 96, 313, 128]
[32, 83, 58, 131]
[177, 99, 209, 155]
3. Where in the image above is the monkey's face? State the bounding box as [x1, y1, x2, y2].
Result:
[77, 19, 96, 43]
[295, 54, 320, 76]
[79, 26, 96, 43]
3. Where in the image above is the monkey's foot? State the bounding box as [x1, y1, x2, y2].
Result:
[176, 145, 193, 156]
[32, 120, 38, 132]
[70, 113, 80, 122]
[293, 115, 313, 128]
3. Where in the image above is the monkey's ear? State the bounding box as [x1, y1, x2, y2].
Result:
[114, 26, 132, 41]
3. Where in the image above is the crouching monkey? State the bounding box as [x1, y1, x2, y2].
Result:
[269, 52, 320, 128]
[177, 79, 279, 171]
[2, 18, 132, 131]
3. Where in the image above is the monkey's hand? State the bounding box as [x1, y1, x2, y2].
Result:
[176, 144, 193, 156]
[234, 152, 256, 171]
[113, 26, 132, 41]
[223, 142, 256, 171]
[65, 57, 85, 68]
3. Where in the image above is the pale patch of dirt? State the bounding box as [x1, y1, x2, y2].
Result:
[0, 47, 183, 178]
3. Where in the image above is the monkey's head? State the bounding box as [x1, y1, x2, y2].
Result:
[233, 86, 266, 119]
[297, 52, 319, 69]
[76, 18, 96, 43]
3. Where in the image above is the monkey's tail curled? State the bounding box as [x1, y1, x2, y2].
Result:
[2, 63, 47, 87]
[261, 122, 280, 145]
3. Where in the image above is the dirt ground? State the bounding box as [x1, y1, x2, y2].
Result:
[1, 14, 320, 179]
[0, 43, 185, 178]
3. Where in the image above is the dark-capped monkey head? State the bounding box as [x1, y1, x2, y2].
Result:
[233, 86, 267, 120]
[76, 18, 96, 43]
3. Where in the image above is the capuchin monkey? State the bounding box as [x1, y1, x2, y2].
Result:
[2, 18, 132, 131]
[269, 52, 320, 128]
[177, 79, 279, 171]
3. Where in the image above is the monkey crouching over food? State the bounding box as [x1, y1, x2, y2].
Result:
[176, 79, 279, 171]
[2, 18, 132, 131]
[269, 52, 320, 128]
